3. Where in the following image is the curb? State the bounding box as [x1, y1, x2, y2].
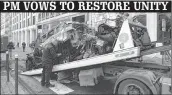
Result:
[10, 70, 37, 95]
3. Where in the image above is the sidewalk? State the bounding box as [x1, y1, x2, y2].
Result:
[11, 47, 33, 60]
[1, 71, 29, 94]
[1, 47, 32, 61]
[1, 47, 33, 94]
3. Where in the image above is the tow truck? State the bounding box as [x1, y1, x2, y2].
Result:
[22, 14, 171, 94]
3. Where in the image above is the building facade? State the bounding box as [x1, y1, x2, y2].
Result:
[37, 13, 88, 34]
[11, 13, 38, 47]
[1, 13, 6, 35]
[2, 12, 141, 47]
[2, 12, 170, 47]
[1, 13, 12, 37]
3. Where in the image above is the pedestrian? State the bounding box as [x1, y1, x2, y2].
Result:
[30, 41, 35, 51]
[22, 42, 26, 52]
[41, 40, 62, 88]
[17, 42, 19, 47]
[7, 40, 15, 59]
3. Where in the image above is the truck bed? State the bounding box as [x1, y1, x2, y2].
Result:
[21, 47, 140, 75]
[21, 45, 171, 75]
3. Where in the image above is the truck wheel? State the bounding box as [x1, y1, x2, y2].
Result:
[117, 79, 151, 95]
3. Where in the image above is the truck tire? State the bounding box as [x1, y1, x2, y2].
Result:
[117, 79, 151, 95]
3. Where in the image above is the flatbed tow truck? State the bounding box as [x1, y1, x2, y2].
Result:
[22, 20, 171, 94]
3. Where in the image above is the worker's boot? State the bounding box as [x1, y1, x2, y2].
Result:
[41, 81, 45, 86]
[45, 83, 55, 88]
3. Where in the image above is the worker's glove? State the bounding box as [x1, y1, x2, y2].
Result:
[57, 53, 62, 57]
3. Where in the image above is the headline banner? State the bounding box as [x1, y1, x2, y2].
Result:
[0, 1, 171, 12]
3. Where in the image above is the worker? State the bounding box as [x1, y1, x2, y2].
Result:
[22, 42, 26, 52]
[33, 47, 42, 63]
[41, 40, 62, 87]
[7, 40, 15, 59]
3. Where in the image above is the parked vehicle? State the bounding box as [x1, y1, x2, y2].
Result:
[1, 36, 8, 53]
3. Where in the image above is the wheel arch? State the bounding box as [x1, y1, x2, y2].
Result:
[113, 69, 160, 94]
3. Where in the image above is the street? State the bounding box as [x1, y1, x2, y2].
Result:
[1, 47, 115, 94]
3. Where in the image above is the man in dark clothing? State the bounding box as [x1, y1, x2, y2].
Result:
[41, 40, 62, 87]
[22, 42, 26, 52]
[33, 47, 42, 63]
[7, 41, 15, 59]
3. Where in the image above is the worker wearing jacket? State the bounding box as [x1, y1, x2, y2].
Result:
[33, 47, 42, 63]
[41, 40, 62, 87]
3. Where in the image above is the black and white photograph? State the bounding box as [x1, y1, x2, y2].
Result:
[0, 1, 172, 95]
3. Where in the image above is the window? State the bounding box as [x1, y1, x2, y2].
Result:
[30, 17, 32, 25]
[46, 13, 49, 18]
[33, 16, 35, 25]
[26, 20, 28, 27]
[20, 14, 21, 20]
[42, 13, 45, 20]
[38, 14, 41, 22]
[50, 13, 54, 17]
[20, 22, 21, 28]
[30, 18, 32, 26]
[28, 19, 29, 26]
[22, 21, 23, 28]
[24, 20, 25, 27]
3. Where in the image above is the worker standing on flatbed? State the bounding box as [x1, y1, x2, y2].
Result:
[41, 40, 62, 88]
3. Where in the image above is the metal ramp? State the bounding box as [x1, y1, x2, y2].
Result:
[21, 47, 140, 75]
[21, 44, 171, 75]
